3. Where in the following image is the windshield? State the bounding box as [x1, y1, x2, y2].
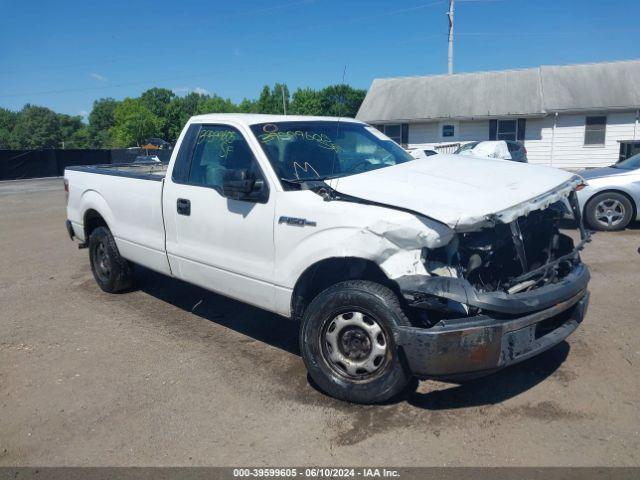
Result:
[249, 121, 413, 185]
[614, 153, 640, 170]
[454, 142, 479, 154]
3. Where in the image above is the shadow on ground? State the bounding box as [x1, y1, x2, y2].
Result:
[134, 266, 569, 410]
[135, 266, 300, 355]
[402, 342, 569, 410]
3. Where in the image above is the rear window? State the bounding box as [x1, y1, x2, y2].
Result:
[454, 142, 479, 154]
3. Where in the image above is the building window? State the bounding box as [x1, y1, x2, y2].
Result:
[374, 124, 402, 144]
[584, 116, 606, 146]
[442, 124, 455, 137]
[497, 120, 517, 141]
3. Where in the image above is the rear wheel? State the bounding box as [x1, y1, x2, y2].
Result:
[300, 280, 412, 404]
[585, 192, 634, 231]
[89, 226, 134, 293]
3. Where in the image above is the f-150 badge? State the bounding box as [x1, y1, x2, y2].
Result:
[278, 216, 317, 227]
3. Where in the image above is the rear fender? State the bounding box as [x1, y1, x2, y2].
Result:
[78, 190, 117, 241]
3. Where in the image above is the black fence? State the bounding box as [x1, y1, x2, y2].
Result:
[0, 149, 172, 181]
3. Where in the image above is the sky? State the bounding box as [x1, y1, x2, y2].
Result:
[1, 0, 639, 119]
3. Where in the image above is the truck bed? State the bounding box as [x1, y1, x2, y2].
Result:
[66, 162, 168, 181]
[65, 162, 171, 275]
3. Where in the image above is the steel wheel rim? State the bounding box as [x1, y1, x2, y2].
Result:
[595, 198, 626, 227]
[94, 241, 111, 282]
[321, 311, 389, 380]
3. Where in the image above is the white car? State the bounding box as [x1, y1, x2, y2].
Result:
[408, 148, 439, 159]
[455, 140, 528, 163]
[64, 114, 590, 403]
[577, 154, 640, 230]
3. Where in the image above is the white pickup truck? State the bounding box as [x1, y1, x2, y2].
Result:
[65, 114, 591, 403]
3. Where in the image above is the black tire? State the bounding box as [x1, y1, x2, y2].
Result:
[300, 280, 412, 404]
[88, 226, 134, 293]
[585, 192, 634, 231]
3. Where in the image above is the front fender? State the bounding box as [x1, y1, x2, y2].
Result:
[275, 218, 454, 289]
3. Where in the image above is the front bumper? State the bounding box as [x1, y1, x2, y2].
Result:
[395, 266, 590, 378]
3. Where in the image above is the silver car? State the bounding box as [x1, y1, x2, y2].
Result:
[577, 154, 640, 230]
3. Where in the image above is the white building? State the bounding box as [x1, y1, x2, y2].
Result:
[356, 60, 640, 170]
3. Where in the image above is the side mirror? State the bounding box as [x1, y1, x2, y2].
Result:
[222, 168, 266, 202]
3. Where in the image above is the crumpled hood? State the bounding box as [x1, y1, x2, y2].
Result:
[328, 154, 579, 230]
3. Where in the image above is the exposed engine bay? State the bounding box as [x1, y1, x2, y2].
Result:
[425, 200, 582, 295]
[297, 176, 590, 323]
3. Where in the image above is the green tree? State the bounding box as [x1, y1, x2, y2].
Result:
[0, 107, 17, 148]
[140, 88, 176, 140]
[319, 84, 367, 117]
[88, 98, 119, 147]
[9, 105, 61, 149]
[58, 114, 85, 147]
[290, 87, 323, 116]
[237, 98, 258, 113]
[196, 94, 236, 115]
[256, 84, 289, 114]
[110, 98, 163, 147]
[164, 98, 189, 142]
[256, 85, 273, 113]
[0, 82, 369, 150]
[66, 126, 92, 148]
[164, 92, 209, 142]
[139, 88, 175, 116]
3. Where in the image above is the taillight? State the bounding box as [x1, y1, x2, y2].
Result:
[63, 178, 69, 202]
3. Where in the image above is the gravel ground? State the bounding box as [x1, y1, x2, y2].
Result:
[0, 177, 638, 466]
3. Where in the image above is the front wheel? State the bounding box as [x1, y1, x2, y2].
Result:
[585, 192, 634, 231]
[300, 280, 412, 404]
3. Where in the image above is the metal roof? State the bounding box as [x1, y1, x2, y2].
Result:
[356, 60, 640, 123]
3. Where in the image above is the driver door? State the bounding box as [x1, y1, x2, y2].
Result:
[163, 123, 277, 310]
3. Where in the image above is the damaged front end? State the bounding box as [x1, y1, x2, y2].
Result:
[394, 190, 591, 379]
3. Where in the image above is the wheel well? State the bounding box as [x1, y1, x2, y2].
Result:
[290, 257, 401, 320]
[83, 209, 108, 240]
[584, 189, 637, 219]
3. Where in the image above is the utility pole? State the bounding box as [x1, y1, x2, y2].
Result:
[282, 85, 287, 115]
[447, 0, 455, 75]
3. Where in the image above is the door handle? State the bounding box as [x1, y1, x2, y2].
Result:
[177, 198, 191, 216]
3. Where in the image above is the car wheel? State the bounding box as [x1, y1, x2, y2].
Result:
[89, 226, 134, 293]
[300, 280, 412, 404]
[585, 192, 634, 231]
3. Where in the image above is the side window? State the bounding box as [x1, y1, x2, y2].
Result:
[382, 124, 402, 144]
[584, 116, 606, 146]
[497, 120, 517, 141]
[172, 124, 200, 184]
[188, 125, 261, 190]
